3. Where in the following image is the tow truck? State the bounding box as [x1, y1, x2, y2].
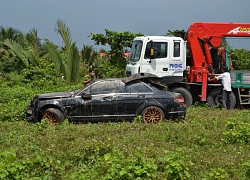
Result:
[126, 22, 250, 108]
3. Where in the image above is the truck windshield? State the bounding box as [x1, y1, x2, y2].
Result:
[129, 40, 142, 62]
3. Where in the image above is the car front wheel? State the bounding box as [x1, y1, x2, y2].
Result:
[42, 108, 64, 125]
[141, 106, 164, 124]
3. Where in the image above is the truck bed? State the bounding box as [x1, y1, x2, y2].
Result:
[231, 71, 250, 88]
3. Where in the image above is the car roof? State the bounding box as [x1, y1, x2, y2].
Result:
[122, 73, 162, 84]
[83, 73, 166, 90]
[99, 73, 166, 90]
[91, 73, 162, 84]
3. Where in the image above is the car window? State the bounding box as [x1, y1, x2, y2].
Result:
[125, 82, 153, 93]
[85, 80, 125, 94]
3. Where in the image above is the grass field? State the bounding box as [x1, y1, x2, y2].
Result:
[1, 103, 250, 179]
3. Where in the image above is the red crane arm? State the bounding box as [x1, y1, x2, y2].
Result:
[187, 22, 250, 69]
[186, 22, 250, 101]
[188, 22, 250, 47]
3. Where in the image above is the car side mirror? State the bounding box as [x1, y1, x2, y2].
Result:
[82, 93, 92, 100]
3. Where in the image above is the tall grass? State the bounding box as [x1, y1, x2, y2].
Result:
[1, 104, 250, 179]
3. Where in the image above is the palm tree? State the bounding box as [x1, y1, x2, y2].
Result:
[26, 28, 42, 57]
[0, 26, 23, 44]
[0, 39, 30, 68]
[0, 28, 42, 68]
[0, 27, 24, 71]
[81, 45, 96, 68]
[44, 19, 80, 84]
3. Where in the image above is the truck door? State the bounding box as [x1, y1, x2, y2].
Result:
[169, 40, 186, 77]
[141, 40, 169, 77]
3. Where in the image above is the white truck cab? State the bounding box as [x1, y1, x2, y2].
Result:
[126, 36, 186, 86]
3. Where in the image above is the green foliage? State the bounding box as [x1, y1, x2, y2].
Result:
[0, 149, 67, 179]
[0, 28, 42, 69]
[0, 39, 30, 68]
[95, 57, 126, 78]
[0, 69, 82, 122]
[44, 39, 64, 73]
[80, 45, 97, 68]
[166, 29, 186, 39]
[231, 49, 250, 70]
[55, 19, 72, 53]
[157, 149, 191, 179]
[44, 20, 80, 84]
[0, 26, 23, 46]
[243, 160, 250, 178]
[206, 168, 229, 180]
[66, 42, 80, 83]
[0, 58, 25, 73]
[0, 107, 250, 179]
[222, 118, 250, 144]
[0, 70, 11, 80]
[2, 24, 250, 179]
[79, 148, 158, 180]
[26, 29, 41, 54]
[90, 29, 143, 68]
[133, 115, 142, 123]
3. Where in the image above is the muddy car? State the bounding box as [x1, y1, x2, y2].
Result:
[26, 73, 186, 124]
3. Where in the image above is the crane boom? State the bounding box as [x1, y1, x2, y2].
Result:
[186, 22, 250, 100]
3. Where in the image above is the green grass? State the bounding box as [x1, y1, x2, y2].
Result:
[1, 104, 250, 179]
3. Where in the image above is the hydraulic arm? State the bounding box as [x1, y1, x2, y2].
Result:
[186, 22, 250, 100]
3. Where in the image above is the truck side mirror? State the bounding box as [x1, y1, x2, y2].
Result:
[150, 47, 158, 59]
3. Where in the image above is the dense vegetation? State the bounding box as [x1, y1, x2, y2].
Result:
[1, 104, 250, 179]
[1, 20, 250, 179]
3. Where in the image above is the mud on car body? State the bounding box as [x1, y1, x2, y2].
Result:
[26, 73, 186, 124]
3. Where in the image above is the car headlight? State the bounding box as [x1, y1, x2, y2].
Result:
[26, 107, 33, 114]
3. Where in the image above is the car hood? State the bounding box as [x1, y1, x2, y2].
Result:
[36, 92, 73, 100]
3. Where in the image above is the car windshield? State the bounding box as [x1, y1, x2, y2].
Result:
[129, 40, 143, 62]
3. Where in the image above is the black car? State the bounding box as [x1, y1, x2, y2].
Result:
[26, 73, 186, 124]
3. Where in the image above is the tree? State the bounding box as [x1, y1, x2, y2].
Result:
[80, 45, 97, 68]
[90, 30, 142, 63]
[44, 19, 80, 84]
[0, 27, 25, 72]
[26, 28, 43, 58]
[0, 39, 30, 68]
[231, 49, 250, 70]
[0, 26, 23, 44]
[166, 29, 186, 39]
[0, 29, 43, 70]
[90, 29, 142, 77]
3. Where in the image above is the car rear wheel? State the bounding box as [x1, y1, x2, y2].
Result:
[42, 108, 64, 125]
[141, 106, 164, 124]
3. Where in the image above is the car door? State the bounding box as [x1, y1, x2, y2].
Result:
[70, 80, 115, 122]
[112, 81, 153, 119]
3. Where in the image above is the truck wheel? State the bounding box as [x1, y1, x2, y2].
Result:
[207, 87, 236, 108]
[171, 87, 193, 107]
[42, 108, 64, 125]
[141, 106, 164, 124]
